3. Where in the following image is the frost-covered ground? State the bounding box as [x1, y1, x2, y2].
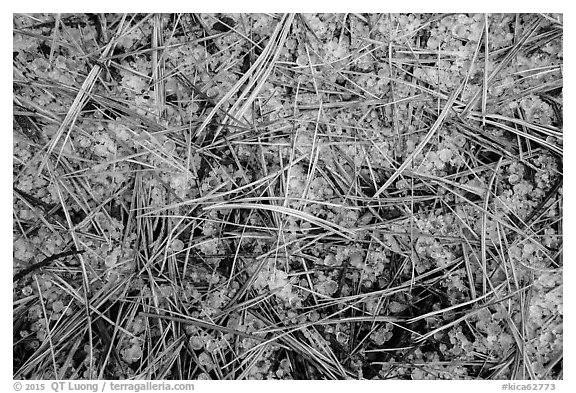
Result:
[13, 13, 562, 380]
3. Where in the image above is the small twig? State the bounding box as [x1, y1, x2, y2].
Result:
[13, 249, 86, 282]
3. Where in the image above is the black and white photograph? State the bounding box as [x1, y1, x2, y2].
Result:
[12, 11, 563, 384]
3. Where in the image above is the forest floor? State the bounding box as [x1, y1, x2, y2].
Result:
[13, 13, 562, 380]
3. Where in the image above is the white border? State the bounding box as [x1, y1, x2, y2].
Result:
[4, 6, 571, 390]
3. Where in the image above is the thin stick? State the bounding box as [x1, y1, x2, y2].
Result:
[13, 249, 86, 282]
